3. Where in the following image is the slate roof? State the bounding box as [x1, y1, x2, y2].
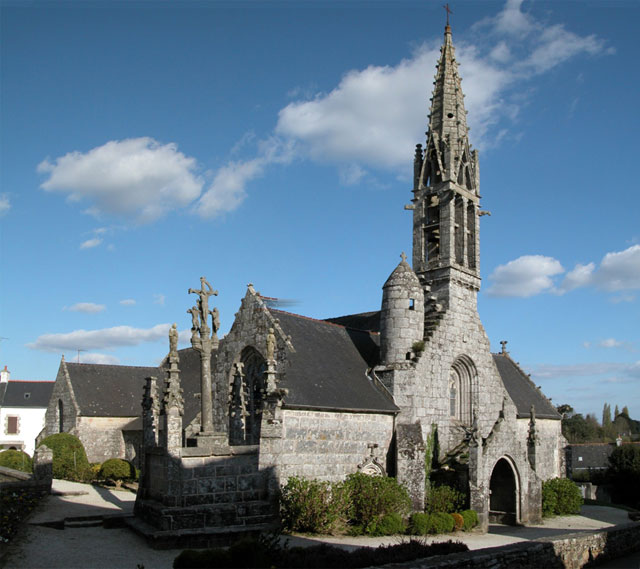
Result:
[492, 354, 561, 420]
[66, 362, 160, 417]
[272, 310, 397, 413]
[1, 381, 54, 408]
[568, 443, 614, 471]
[324, 311, 381, 333]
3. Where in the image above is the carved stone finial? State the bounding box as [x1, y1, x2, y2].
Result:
[500, 340, 508, 354]
[400, 252, 407, 263]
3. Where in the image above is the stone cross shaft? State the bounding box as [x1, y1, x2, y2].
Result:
[188, 276, 219, 437]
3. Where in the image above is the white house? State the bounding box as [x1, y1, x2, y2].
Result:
[0, 366, 54, 456]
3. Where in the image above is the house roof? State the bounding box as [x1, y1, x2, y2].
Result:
[1, 381, 54, 408]
[65, 362, 160, 417]
[272, 310, 397, 413]
[568, 443, 615, 469]
[492, 354, 561, 420]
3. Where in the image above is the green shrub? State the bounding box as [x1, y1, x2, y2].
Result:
[38, 433, 91, 481]
[426, 484, 465, 514]
[451, 512, 464, 531]
[460, 509, 478, 531]
[344, 472, 411, 535]
[427, 512, 455, 534]
[99, 458, 135, 482]
[0, 449, 32, 473]
[407, 512, 430, 535]
[370, 512, 406, 536]
[280, 476, 348, 534]
[542, 478, 583, 516]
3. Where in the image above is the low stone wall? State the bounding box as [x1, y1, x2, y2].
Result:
[378, 522, 640, 569]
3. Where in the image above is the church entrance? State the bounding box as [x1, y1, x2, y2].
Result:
[489, 458, 518, 525]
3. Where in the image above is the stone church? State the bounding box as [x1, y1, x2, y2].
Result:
[131, 23, 565, 544]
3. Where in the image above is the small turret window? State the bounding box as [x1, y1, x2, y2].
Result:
[409, 299, 415, 310]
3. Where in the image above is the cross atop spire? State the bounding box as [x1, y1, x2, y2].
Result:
[443, 3, 453, 28]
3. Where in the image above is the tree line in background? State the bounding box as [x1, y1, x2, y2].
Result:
[557, 403, 640, 444]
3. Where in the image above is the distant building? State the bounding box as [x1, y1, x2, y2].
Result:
[0, 366, 53, 456]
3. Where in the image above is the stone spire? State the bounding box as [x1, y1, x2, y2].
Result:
[411, 22, 481, 297]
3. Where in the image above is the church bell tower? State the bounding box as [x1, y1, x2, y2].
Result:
[411, 23, 481, 309]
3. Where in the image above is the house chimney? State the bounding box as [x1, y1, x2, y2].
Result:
[0, 366, 10, 383]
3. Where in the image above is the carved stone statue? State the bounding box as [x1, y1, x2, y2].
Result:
[169, 323, 179, 355]
[188, 277, 218, 333]
[187, 307, 200, 332]
[210, 307, 220, 337]
[266, 327, 276, 362]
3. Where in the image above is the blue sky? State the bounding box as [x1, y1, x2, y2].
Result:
[1, 0, 638, 420]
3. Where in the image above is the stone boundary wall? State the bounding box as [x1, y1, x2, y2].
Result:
[376, 522, 640, 569]
[0, 466, 51, 495]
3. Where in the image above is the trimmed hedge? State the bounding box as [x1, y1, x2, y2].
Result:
[99, 458, 135, 482]
[542, 478, 583, 516]
[460, 509, 478, 531]
[0, 449, 32, 473]
[38, 433, 91, 481]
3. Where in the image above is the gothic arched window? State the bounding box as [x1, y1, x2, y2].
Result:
[449, 356, 476, 425]
[58, 399, 64, 433]
[229, 347, 266, 445]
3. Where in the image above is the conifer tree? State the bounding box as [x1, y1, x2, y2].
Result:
[622, 405, 630, 417]
[614, 404, 620, 418]
[603, 403, 612, 428]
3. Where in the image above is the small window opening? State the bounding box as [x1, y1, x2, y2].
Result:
[409, 299, 415, 310]
[447, 112, 454, 118]
[406, 352, 412, 360]
[24, 393, 31, 399]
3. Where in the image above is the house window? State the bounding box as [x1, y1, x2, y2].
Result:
[6, 416, 19, 435]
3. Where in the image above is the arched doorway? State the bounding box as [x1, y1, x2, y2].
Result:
[229, 347, 266, 445]
[489, 458, 518, 524]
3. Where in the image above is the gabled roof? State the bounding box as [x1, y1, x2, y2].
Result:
[272, 310, 397, 414]
[65, 362, 159, 417]
[492, 353, 561, 420]
[1, 381, 54, 408]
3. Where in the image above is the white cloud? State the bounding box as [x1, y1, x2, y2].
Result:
[490, 245, 640, 299]
[532, 361, 637, 379]
[595, 245, 640, 291]
[80, 237, 103, 250]
[0, 194, 10, 215]
[65, 302, 106, 314]
[195, 136, 294, 218]
[120, 299, 136, 306]
[38, 137, 203, 223]
[28, 323, 172, 352]
[77, 353, 120, 365]
[558, 262, 595, 293]
[599, 338, 623, 349]
[153, 294, 166, 306]
[486, 255, 564, 297]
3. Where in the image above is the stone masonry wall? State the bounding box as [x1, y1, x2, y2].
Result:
[44, 361, 79, 438]
[516, 417, 566, 481]
[259, 408, 395, 482]
[74, 416, 136, 464]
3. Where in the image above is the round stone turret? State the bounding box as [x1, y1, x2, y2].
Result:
[380, 254, 424, 365]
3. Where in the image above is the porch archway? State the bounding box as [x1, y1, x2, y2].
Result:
[489, 457, 519, 524]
